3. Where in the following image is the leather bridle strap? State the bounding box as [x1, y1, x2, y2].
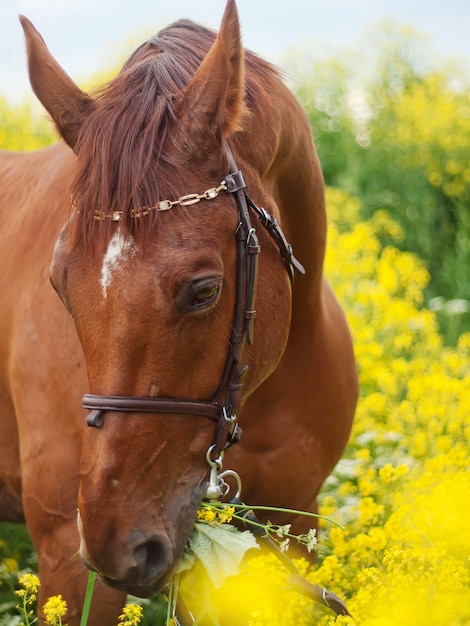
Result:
[83, 395, 222, 425]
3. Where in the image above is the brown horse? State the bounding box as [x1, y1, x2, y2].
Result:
[0, 1, 357, 623]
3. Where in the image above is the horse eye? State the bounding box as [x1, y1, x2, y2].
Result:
[186, 277, 222, 311]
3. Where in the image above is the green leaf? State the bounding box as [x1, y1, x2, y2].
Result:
[187, 523, 259, 587]
[174, 549, 196, 575]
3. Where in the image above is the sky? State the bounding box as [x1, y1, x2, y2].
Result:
[1, 0, 470, 102]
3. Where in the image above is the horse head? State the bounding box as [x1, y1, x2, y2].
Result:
[21, 1, 294, 597]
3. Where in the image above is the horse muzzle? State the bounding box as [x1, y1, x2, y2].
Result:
[77, 511, 174, 597]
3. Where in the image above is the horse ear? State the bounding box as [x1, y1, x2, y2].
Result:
[179, 0, 246, 145]
[19, 15, 95, 150]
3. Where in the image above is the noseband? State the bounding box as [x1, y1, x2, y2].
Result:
[83, 145, 305, 461]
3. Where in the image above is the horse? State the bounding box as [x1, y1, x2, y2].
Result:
[0, 1, 357, 623]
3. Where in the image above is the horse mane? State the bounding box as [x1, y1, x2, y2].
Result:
[70, 19, 280, 246]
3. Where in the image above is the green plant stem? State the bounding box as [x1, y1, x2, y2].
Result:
[166, 574, 177, 625]
[202, 501, 344, 529]
[80, 571, 96, 626]
[166, 583, 173, 626]
[20, 594, 31, 626]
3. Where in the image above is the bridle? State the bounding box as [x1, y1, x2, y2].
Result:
[82, 144, 305, 471]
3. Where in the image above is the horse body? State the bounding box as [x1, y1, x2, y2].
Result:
[0, 146, 127, 621]
[0, 146, 76, 524]
[0, 2, 357, 623]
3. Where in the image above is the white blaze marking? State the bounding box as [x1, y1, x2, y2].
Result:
[100, 230, 134, 297]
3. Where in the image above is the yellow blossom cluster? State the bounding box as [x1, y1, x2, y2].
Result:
[43, 594, 68, 626]
[13, 572, 41, 626]
[15, 572, 40, 602]
[118, 603, 144, 626]
[197, 504, 235, 525]
[308, 188, 470, 625]
[0, 555, 19, 579]
[391, 73, 470, 204]
[0, 97, 55, 151]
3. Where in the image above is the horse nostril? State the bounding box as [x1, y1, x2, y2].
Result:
[132, 533, 172, 585]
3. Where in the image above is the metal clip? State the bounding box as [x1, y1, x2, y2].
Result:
[217, 470, 242, 500]
[205, 448, 226, 500]
[204, 445, 242, 500]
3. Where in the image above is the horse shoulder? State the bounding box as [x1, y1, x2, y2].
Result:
[0, 142, 85, 524]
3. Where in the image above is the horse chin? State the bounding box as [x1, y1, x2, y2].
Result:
[99, 573, 170, 599]
[81, 546, 175, 598]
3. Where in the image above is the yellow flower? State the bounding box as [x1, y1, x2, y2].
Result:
[196, 503, 236, 524]
[15, 572, 40, 606]
[378, 463, 409, 484]
[0, 557, 19, 576]
[43, 594, 68, 625]
[357, 497, 384, 527]
[17, 573, 40, 595]
[218, 505, 235, 524]
[197, 507, 217, 523]
[118, 603, 144, 625]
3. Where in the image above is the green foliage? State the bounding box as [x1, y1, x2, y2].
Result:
[178, 521, 259, 588]
[0, 524, 36, 625]
[291, 21, 470, 342]
[0, 524, 34, 567]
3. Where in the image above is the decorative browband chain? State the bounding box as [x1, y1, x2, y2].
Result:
[93, 170, 305, 283]
[93, 181, 228, 222]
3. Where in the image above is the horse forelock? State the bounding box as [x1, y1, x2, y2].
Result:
[69, 20, 218, 247]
